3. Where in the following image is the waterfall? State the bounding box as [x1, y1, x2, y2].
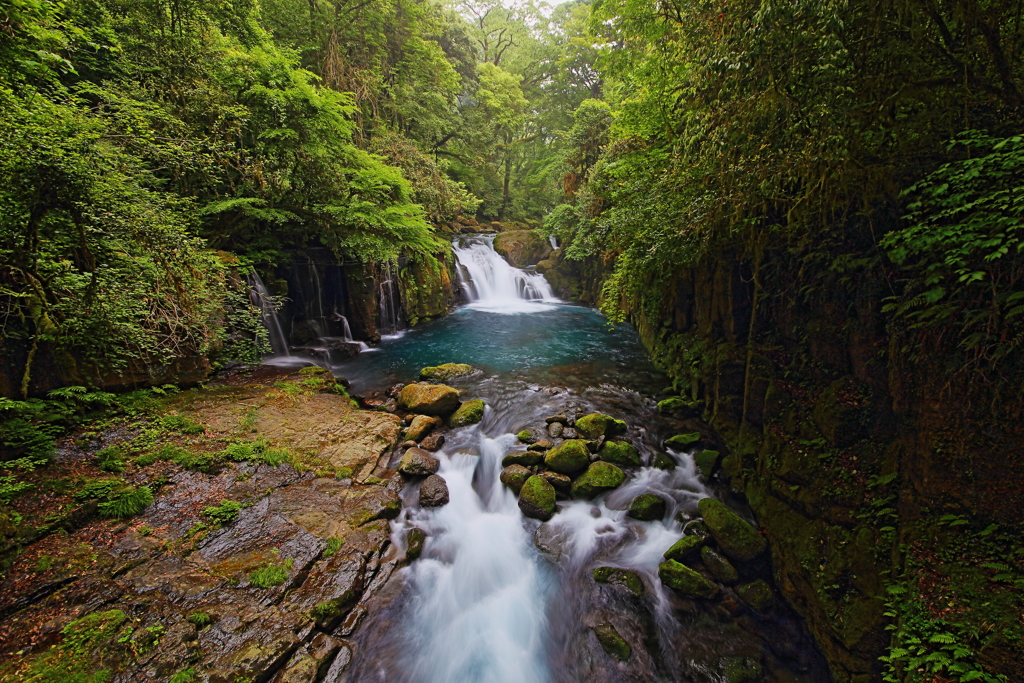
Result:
[453, 236, 557, 313]
[378, 260, 404, 336]
[245, 270, 290, 357]
[548, 234, 558, 250]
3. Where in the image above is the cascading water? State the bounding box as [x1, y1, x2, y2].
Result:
[379, 260, 405, 336]
[245, 269, 290, 356]
[453, 235, 557, 313]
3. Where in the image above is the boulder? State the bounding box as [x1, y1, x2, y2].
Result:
[700, 546, 738, 584]
[598, 440, 641, 467]
[397, 384, 460, 416]
[697, 498, 767, 562]
[651, 452, 676, 470]
[419, 433, 445, 452]
[537, 470, 571, 491]
[544, 439, 590, 474]
[570, 461, 625, 498]
[547, 422, 564, 438]
[518, 476, 556, 521]
[545, 415, 567, 424]
[694, 449, 720, 477]
[517, 429, 537, 444]
[593, 567, 644, 596]
[449, 399, 485, 427]
[404, 415, 435, 442]
[502, 451, 542, 467]
[664, 535, 704, 563]
[574, 413, 627, 439]
[561, 427, 578, 439]
[665, 432, 701, 449]
[500, 465, 532, 494]
[592, 623, 631, 662]
[419, 363, 474, 381]
[658, 560, 719, 598]
[398, 448, 440, 476]
[405, 528, 426, 561]
[527, 440, 553, 452]
[736, 579, 775, 612]
[419, 475, 450, 507]
[627, 494, 667, 521]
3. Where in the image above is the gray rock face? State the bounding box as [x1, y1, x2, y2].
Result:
[419, 475, 450, 507]
[398, 448, 440, 476]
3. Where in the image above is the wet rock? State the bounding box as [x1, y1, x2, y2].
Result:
[274, 633, 346, 682]
[400, 440, 417, 450]
[518, 476, 556, 521]
[386, 383, 405, 399]
[502, 451, 543, 467]
[545, 415, 567, 424]
[586, 436, 604, 454]
[517, 429, 537, 444]
[684, 520, 713, 541]
[449, 399, 485, 427]
[598, 440, 641, 467]
[419, 363, 474, 381]
[500, 465, 532, 494]
[736, 579, 775, 612]
[363, 397, 397, 413]
[700, 546, 739, 584]
[657, 396, 701, 418]
[348, 487, 403, 526]
[574, 413, 627, 439]
[537, 470, 571, 492]
[723, 656, 764, 683]
[627, 494, 667, 521]
[593, 567, 644, 596]
[288, 552, 365, 628]
[419, 475, 449, 507]
[397, 383, 460, 416]
[527, 440, 553, 452]
[405, 528, 426, 561]
[665, 432, 701, 449]
[694, 449, 721, 477]
[697, 498, 767, 562]
[547, 422, 563, 438]
[418, 433, 445, 452]
[533, 523, 570, 559]
[658, 559, 719, 598]
[561, 427, 578, 439]
[593, 623, 631, 661]
[570, 461, 625, 498]
[651, 452, 676, 470]
[404, 415, 435, 442]
[544, 439, 590, 474]
[398, 448, 440, 476]
[663, 535, 704, 563]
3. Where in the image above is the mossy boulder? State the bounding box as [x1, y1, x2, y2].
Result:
[700, 546, 738, 584]
[500, 465, 532, 494]
[517, 429, 537, 444]
[592, 623, 631, 662]
[527, 440, 553, 451]
[593, 567, 644, 596]
[736, 579, 775, 612]
[449, 399, 485, 427]
[544, 439, 590, 474]
[598, 440, 641, 467]
[570, 461, 625, 498]
[651, 452, 676, 470]
[398, 448, 440, 476]
[627, 494, 667, 521]
[419, 363, 474, 381]
[574, 413, 627, 439]
[404, 415, 436, 442]
[502, 451, 542, 467]
[665, 432, 701, 449]
[658, 559, 719, 598]
[657, 396, 701, 417]
[397, 383, 460, 416]
[405, 528, 426, 561]
[538, 470, 571, 491]
[697, 498, 767, 562]
[664, 534, 704, 563]
[694, 449, 721, 478]
[518, 476, 556, 521]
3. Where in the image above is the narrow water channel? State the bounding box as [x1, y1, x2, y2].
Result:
[330, 237, 827, 683]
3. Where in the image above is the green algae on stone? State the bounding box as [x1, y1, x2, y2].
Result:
[697, 498, 767, 562]
[574, 413, 627, 439]
[665, 432, 701, 448]
[397, 383, 461, 416]
[593, 566, 644, 596]
[694, 449, 721, 477]
[598, 440, 641, 467]
[737, 579, 775, 612]
[518, 475, 556, 520]
[500, 464, 532, 494]
[517, 429, 537, 444]
[544, 439, 590, 474]
[657, 397, 688, 414]
[651, 452, 676, 470]
[658, 559, 719, 598]
[700, 546, 739, 584]
[627, 494, 667, 521]
[419, 363, 474, 381]
[405, 527, 426, 561]
[593, 623, 631, 661]
[449, 399, 485, 427]
[664, 534, 704, 563]
[570, 461, 625, 498]
[502, 451, 543, 467]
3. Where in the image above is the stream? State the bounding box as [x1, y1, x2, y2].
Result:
[297, 237, 827, 682]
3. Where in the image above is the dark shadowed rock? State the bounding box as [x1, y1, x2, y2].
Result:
[419, 475, 449, 507]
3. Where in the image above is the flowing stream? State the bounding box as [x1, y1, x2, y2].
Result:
[325, 237, 825, 682]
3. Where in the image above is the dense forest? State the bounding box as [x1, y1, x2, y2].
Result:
[1, 0, 1023, 681]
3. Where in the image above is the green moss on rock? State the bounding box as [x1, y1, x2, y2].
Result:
[502, 451, 542, 467]
[574, 413, 627, 439]
[397, 383, 461, 416]
[652, 452, 676, 470]
[697, 498, 767, 562]
[665, 432, 701, 448]
[449, 399, 485, 427]
[736, 579, 775, 612]
[664, 534, 704, 563]
[658, 559, 719, 598]
[517, 429, 536, 443]
[593, 566, 644, 596]
[694, 449, 721, 477]
[570, 461, 625, 498]
[700, 546, 738, 584]
[598, 440, 641, 467]
[405, 527, 426, 561]
[627, 494, 667, 521]
[544, 439, 590, 474]
[593, 623, 631, 661]
[518, 475, 556, 520]
[420, 363, 474, 381]
[500, 465, 532, 494]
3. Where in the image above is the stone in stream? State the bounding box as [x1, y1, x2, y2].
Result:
[592, 623, 631, 661]
[570, 461, 625, 498]
[537, 470, 571, 492]
[543, 439, 590, 474]
[700, 546, 739, 584]
[398, 448, 440, 476]
[574, 413, 627, 439]
[561, 427, 578, 439]
[651, 452, 676, 470]
[545, 415, 567, 424]
[405, 527, 426, 561]
[518, 476, 556, 521]
[663, 534, 704, 563]
[598, 440, 641, 467]
[697, 498, 767, 562]
[419, 363, 474, 381]
[502, 451, 543, 467]
[419, 432, 445, 452]
[658, 559, 719, 598]
[517, 429, 537, 444]
[694, 449, 721, 477]
[397, 383, 461, 416]
[527, 440, 553, 452]
[449, 399, 485, 427]
[627, 494, 667, 521]
[736, 579, 775, 612]
[400, 440, 417, 450]
[419, 475, 450, 507]
[593, 566, 644, 596]
[665, 432, 701, 449]
[547, 421, 563, 438]
[500, 465, 532, 494]
[586, 436, 604, 454]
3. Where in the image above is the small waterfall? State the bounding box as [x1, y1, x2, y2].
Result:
[378, 260, 404, 336]
[453, 236, 557, 313]
[548, 234, 558, 250]
[245, 269, 289, 356]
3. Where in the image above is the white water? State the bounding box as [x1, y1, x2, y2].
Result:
[245, 270, 290, 356]
[453, 236, 558, 313]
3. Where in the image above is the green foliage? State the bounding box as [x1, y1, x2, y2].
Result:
[169, 669, 196, 683]
[75, 479, 153, 518]
[221, 438, 292, 467]
[202, 500, 242, 525]
[159, 415, 206, 436]
[323, 536, 344, 558]
[248, 562, 290, 588]
[186, 612, 212, 629]
[14, 609, 127, 682]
